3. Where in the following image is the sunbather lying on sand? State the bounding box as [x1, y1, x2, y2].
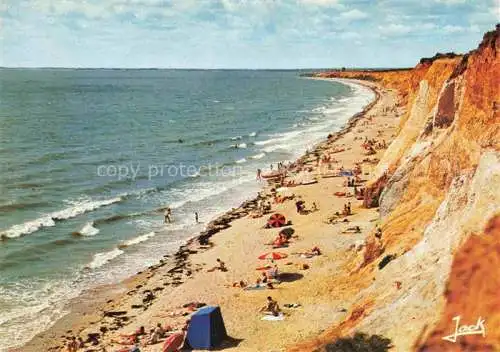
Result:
[362, 157, 380, 164]
[111, 334, 139, 345]
[232, 280, 248, 288]
[245, 280, 275, 290]
[116, 345, 141, 352]
[266, 233, 289, 247]
[294, 246, 321, 257]
[365, 146, 376, 155]
[112, 326, 145, 345]
[250, 211, 264, 218]
[342, 226, 361, 234]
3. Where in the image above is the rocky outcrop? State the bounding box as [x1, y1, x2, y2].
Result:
[304, 24, 500, 351]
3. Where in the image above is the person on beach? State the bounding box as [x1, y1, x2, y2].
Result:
[162, 320, 189, 352]
[264, 201, 271, 212]
[233, 280, 247, 288]
[260, 296, 281, 316]
[164, 207, 172, 223]
[67, 337, 78, 352]
[146, 323, 166, 345]
[311, 246, 321, 255]
[207, 258, 228, 272]
[261, 271, 268, 283]
[257, 168, 262, 181]
[195, 212, 199, 223]
[272, 233, 288, 247]
[155, 323, 166, 338]
[295, 199, 305, 214]
[77, 337, 85, 349]
[124, 326, 146, 338]
[113, 326, 145, 346]
[268, 264, 279, 280]
[217, 258, 227, 271]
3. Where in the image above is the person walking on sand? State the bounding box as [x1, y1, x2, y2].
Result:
[164, 207, 172, 223]
[195, 212, 199, 224]
[257, 168, 262, 181]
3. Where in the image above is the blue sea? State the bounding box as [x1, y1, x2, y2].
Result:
[0, 69, 373, 349]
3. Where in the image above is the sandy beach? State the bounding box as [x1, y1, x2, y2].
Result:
[20, 78, 404, 352]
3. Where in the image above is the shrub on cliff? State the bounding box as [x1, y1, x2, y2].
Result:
[325, 332, 392, 352]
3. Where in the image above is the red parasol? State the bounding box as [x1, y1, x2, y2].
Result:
[163, 332, 185, 352]
[258, 252, 288, 260]
[267, 213, 286, 228]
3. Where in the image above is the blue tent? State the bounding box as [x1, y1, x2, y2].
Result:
[186, 306, 227, 349]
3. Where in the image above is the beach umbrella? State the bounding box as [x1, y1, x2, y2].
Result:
[163, 332, 185, 352]
[267, 213, 286, 228]
[258, 252, 288, 260]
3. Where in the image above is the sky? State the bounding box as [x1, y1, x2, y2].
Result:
[0, 0, 498, 68]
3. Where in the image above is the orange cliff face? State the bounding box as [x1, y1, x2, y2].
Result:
[297, 24, 500, 351]
[417, 215, 500, 352]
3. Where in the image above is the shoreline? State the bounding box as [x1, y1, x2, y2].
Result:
[19, 78, 395, 352]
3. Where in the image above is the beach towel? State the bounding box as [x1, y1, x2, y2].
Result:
[301, 179, 317, 185]
[340, 170, 354, 176]
[117, 347, 140, 352]
[321, 173, 339, 178]
[261, 313, 284, 321]
[244, 284, 266, 291]
[272, 244, 288, 249]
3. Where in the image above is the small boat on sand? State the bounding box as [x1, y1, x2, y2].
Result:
[261, 170, 285, 179]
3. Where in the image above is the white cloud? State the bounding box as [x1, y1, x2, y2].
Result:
[300, 0, 340, 6]
[434, 0, 467, 4]
[421, 23, 437, 30]
[442, 24, 466, 33]
[340, 9, 368, 20]
[468, 24, 481, 33]
[441, 24, 483, 34]
[339, 31, 361, 39]
[378, 23, 412, 35]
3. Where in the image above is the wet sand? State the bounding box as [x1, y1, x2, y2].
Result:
[19, 79, 405, 352]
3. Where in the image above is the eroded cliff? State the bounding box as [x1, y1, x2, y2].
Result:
[300, 24, 499, 351]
